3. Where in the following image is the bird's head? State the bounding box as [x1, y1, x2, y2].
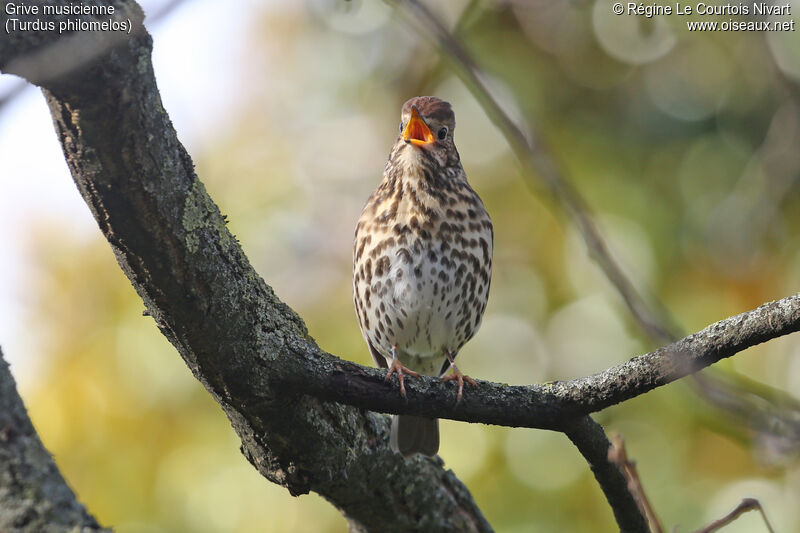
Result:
[395, 96, 458, 167]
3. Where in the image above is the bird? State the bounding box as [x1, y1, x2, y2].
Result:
[352, 96, 493, 457]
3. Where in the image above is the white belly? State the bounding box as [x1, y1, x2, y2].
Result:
[383, 260, 456, 372]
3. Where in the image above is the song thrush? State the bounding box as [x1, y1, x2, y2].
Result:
[353, 96, 493, 456]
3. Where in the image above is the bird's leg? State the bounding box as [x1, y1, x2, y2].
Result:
[440, 349, 477, 402]
[384, 344, 419, 398]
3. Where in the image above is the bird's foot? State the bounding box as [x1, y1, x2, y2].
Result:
[385, 358, 419, 398]
[441, 364, 477, 403]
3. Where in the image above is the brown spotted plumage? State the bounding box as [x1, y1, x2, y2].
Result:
[353, 96, 493, 457]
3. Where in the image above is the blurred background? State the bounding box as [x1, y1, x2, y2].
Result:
[1, 0, 800, 531]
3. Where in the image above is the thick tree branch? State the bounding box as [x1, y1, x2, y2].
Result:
[1, 3, 490, 532]
[0, 348, 108, 532]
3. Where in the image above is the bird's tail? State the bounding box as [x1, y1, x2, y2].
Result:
[390, 415, 439, 456]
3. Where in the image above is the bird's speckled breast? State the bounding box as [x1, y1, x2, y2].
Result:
[353, 158, 492, 375]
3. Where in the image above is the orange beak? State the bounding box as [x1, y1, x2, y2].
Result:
[402, 107, 435, 146]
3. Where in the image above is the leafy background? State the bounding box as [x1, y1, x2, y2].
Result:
[1, 0, 799, 531]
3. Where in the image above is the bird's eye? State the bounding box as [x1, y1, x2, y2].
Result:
[437, 127, 448, 140]
[399, 121, 404, 133]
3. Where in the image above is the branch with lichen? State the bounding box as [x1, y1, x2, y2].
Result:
[281, 293, 800, 428]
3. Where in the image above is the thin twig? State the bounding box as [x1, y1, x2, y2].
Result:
[694, 498, 775, 533]
[607, 440, 778, 533]
[608, 434, 663, 533]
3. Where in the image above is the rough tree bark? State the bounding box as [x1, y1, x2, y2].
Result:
[2, 2, 798, 532]
[0, 349, 108, 532]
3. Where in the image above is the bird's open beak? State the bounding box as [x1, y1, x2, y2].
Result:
[402, 107, 434, 146]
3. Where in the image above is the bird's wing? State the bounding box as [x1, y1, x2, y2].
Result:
[368, 338, 388, 368]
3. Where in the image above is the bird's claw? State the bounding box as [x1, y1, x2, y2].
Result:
[442, 366, 477, 402]
[385, 359, 419, 398]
